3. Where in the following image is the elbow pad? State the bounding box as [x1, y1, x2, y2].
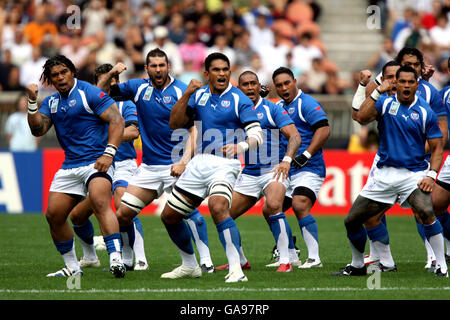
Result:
[245, 122, 263, 148]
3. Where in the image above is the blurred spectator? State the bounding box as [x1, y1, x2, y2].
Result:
[5, 27, 33, 67]
[179, 60, 201, 85]
[347, 127, 379, 154]
[139, 5, 155, 44]
[3, 66, 26, 92]
[256, 31, 290, 76]
[40, 33, 60, 58]
[211, 0, 242, 34]
[60, 30, 89, 68]
[248, 53, 271, 86]
[300, 57, 327, 94]
[19, 45, 46, 88]
[286, 0, 314, 25]
[248, 13, 274, 54]
[429, 14, 450, 51]
[286, 51, 302, 79]
[168, 12, 186, 45]
[82, 0, 110, 37]
[5, 94, 39, 151]
[124, 25, 145, 73]
[367, 37, 397, 74]
[207, 33, 236, 67]
[0, 49, 13, 91]
[22, 4, 58, 47]
[307, 0, 322, 22]
[1, 4, 23, 50]
[390, 6, 415, 43]
[142, 25, 183, 77]
[233, 30, 257, 70]
[77, 50, 98, 84]
[241, 0, 273, 28]
[105, 10, 128, 49]
[393, 10, 429, 51]
[178, 25, 207, 73]
[291, 32, 323, 74]
[94, 30, 118, 65]
[196, 13, 214, 46]
[184, 0, 208, 24]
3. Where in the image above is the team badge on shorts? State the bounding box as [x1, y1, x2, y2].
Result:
[221, 100, 231, 108]
[388, 102, 400, 115]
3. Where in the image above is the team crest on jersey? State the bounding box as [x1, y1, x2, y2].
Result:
[163, 95, 171, 104]
[388, 101, 400, 115]
[69, 99, 76, 107]
[410, 112, 420, 120]
[221, 99, 231, 108]
[257, 112, 264, 120]
[288, 107, 295, 114]
[143, 86, 153, 101]
[50, 98, 59, 113]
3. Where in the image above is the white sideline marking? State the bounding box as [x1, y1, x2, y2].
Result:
[1, 287, 450, 294]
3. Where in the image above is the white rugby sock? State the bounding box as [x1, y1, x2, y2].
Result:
[133, 224, 147, 264]
[62, 248, 80, 271]
[302, 226, 320, 261]
[239, 246, 248, 266]
[372, 242, 395, 267]
[120, 231, 134, 266]
[429, 233, 448, 273]
[424, 238, 436, 262]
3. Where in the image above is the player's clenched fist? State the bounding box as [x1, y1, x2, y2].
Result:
[359, 70, 372, 86]
[186, 79, 203, 94]
[111, 62, 127, 75]
[26, 84, 39, 102]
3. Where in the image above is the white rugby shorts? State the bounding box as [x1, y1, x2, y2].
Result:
[360, 165, 428, 208]
[128, 163, 177, 198]
[49, 162, 114, 197]
[113, 159, 138, 185]
[234, 171, 290, 200]
[175, 154, 242, 200]
[286, 171, 324, 199]
[437, 155, 450, 184]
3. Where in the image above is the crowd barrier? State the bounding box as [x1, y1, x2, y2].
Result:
[2, 149, 446, 215]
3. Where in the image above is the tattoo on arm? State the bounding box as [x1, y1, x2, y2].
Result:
[101, 104, 123, 125]
[29, 114, 52, 136]
[286, 134, 301, 156]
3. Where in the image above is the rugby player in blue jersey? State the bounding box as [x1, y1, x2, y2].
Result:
[272, 67, 330, 269]
[26, 55, 126, 278]
[160, 53, 264, 282]
[334, 66, 448, 277]
[214, 70, 301, 273]
[97, 49, 215, 273]
[68, 63, 149, 271]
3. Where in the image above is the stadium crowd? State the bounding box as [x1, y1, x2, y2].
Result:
[0, 0, 351, 97]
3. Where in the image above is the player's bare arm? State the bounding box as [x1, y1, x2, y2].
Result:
[272, 124, 301, 182]
[418, 137, 444, 193]
[97, 62, 127, 94]
[171, 125, 198, 177]
[357, 78, 394, 125]
[122, 123, 139, 142]
[26, 83, 53, 136]
[96, 103, 125, 172]
[169, 79, 203, 129]
[437, 115, 448, 145]
[351, 70, 372, 120]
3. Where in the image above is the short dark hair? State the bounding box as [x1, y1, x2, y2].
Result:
[395, 47, 424, 69]
[382, 60, 401, 77]
[40, 55, 77, 86]
[204, 52, 230, 71]
[145, 48, 169, 65]
[238, 70, 259, 84]
[395, 65, 419, 80]
[94, 63, 118, 85]
[272, 67, 294, 81]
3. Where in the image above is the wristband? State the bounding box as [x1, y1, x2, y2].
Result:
[426, 170, 438, 180]
[282, 156, 292, 163]
[28, 100, 38, 114]
[238, 141, 249, 152]
[303, 150, 312, 159]
[370, 88, 381, 101]
[103, 144, 118, 158]
[359, 82, 367, 87]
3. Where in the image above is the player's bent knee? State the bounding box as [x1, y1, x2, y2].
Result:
[264, 198, 283, 215]
[167, 188, 197, 217]
[209, 181, 233, 209]
[121, 192, 145, 214]
[45, 210, 67, 226]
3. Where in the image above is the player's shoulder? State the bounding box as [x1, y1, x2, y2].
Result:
[41, 91, 60, 104]
[419, 78, 439, 93]
[123, 77, 149, 90]
[172, 78, 188, 91]
[298, 90, 321, 107]
[440, 86, 450, 100]
[230, 85, 253, 105]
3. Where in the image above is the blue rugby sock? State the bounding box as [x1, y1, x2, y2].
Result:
[347, 227, 367, 268]
[366, 223, 394, 267]
[298, 215, 320, 260]
[217, 217, 241, 267]
[268, 213, 290, 264]
[165, 220, 198, 268]
[73, 219, 97, 260]
[54, 238, 79, 271]
[186, 209, 212, 266]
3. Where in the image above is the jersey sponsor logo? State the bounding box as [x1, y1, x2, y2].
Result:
[50, 98, 59, 113]
[257, 112, 264, 120]
[388, 101, 400, 115]
[143, 87, 153, 101]
[288, 107, 295, 114]
[198, 93, 210, 106]
[163, 95, 172, 104]
[221, 99, 231, 108]
[69, 99, 76, 107]
[410, 112, 420, 120]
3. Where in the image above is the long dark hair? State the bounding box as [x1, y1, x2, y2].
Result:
[40, 55, 77, 86]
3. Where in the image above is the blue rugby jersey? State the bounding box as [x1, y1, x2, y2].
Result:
[242, 97, 293, 176]
[441, 86, 450, 131]
[116, 75, 187, 165]
[278, 90, 328, 178]
[114, 100, 138, 162]
[187, 83, 259, 157]
[374, 94, 442, 171]
[417, 79, 446, 117]
[39, 79, 116, 169]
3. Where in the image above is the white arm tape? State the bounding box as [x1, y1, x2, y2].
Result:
[245, 122, 263, 148]
[427, 170, 437, 180]
[28, 100, 38, 114]
[370, 88, 381, 101]
[352, 84, 366, 111]
[238, 141, 249, 152]
[282, 156, 292, 163]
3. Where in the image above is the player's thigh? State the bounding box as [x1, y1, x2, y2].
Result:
[229, 191, 258, 220]
[263, 181, 286, 216]
[345, 195, 390, 232]
[87, 176, 113, 214]
[432, 181, 450, 215]
[47, 192, 80, 225]
[408, 188, 435, 224]
[70, 196, 94, 225]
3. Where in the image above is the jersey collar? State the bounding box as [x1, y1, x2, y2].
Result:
[394, 93, 418, 108]
[208, 82, 232, 97]
[58, 78, 77, 99]
[253, 97, 263, 109]
[161, 75, 175, 92]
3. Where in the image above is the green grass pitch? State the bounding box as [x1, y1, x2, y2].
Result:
[1, 214, 450, 301]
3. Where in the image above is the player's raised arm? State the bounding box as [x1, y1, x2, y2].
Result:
[352, 70, 372, 120]
[97, 62, 127, 97]
[357, 78, 394, 125]
[169, 79, 202, 129]
[95, 103, 125, 172]
[26, 83, 53, 137]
